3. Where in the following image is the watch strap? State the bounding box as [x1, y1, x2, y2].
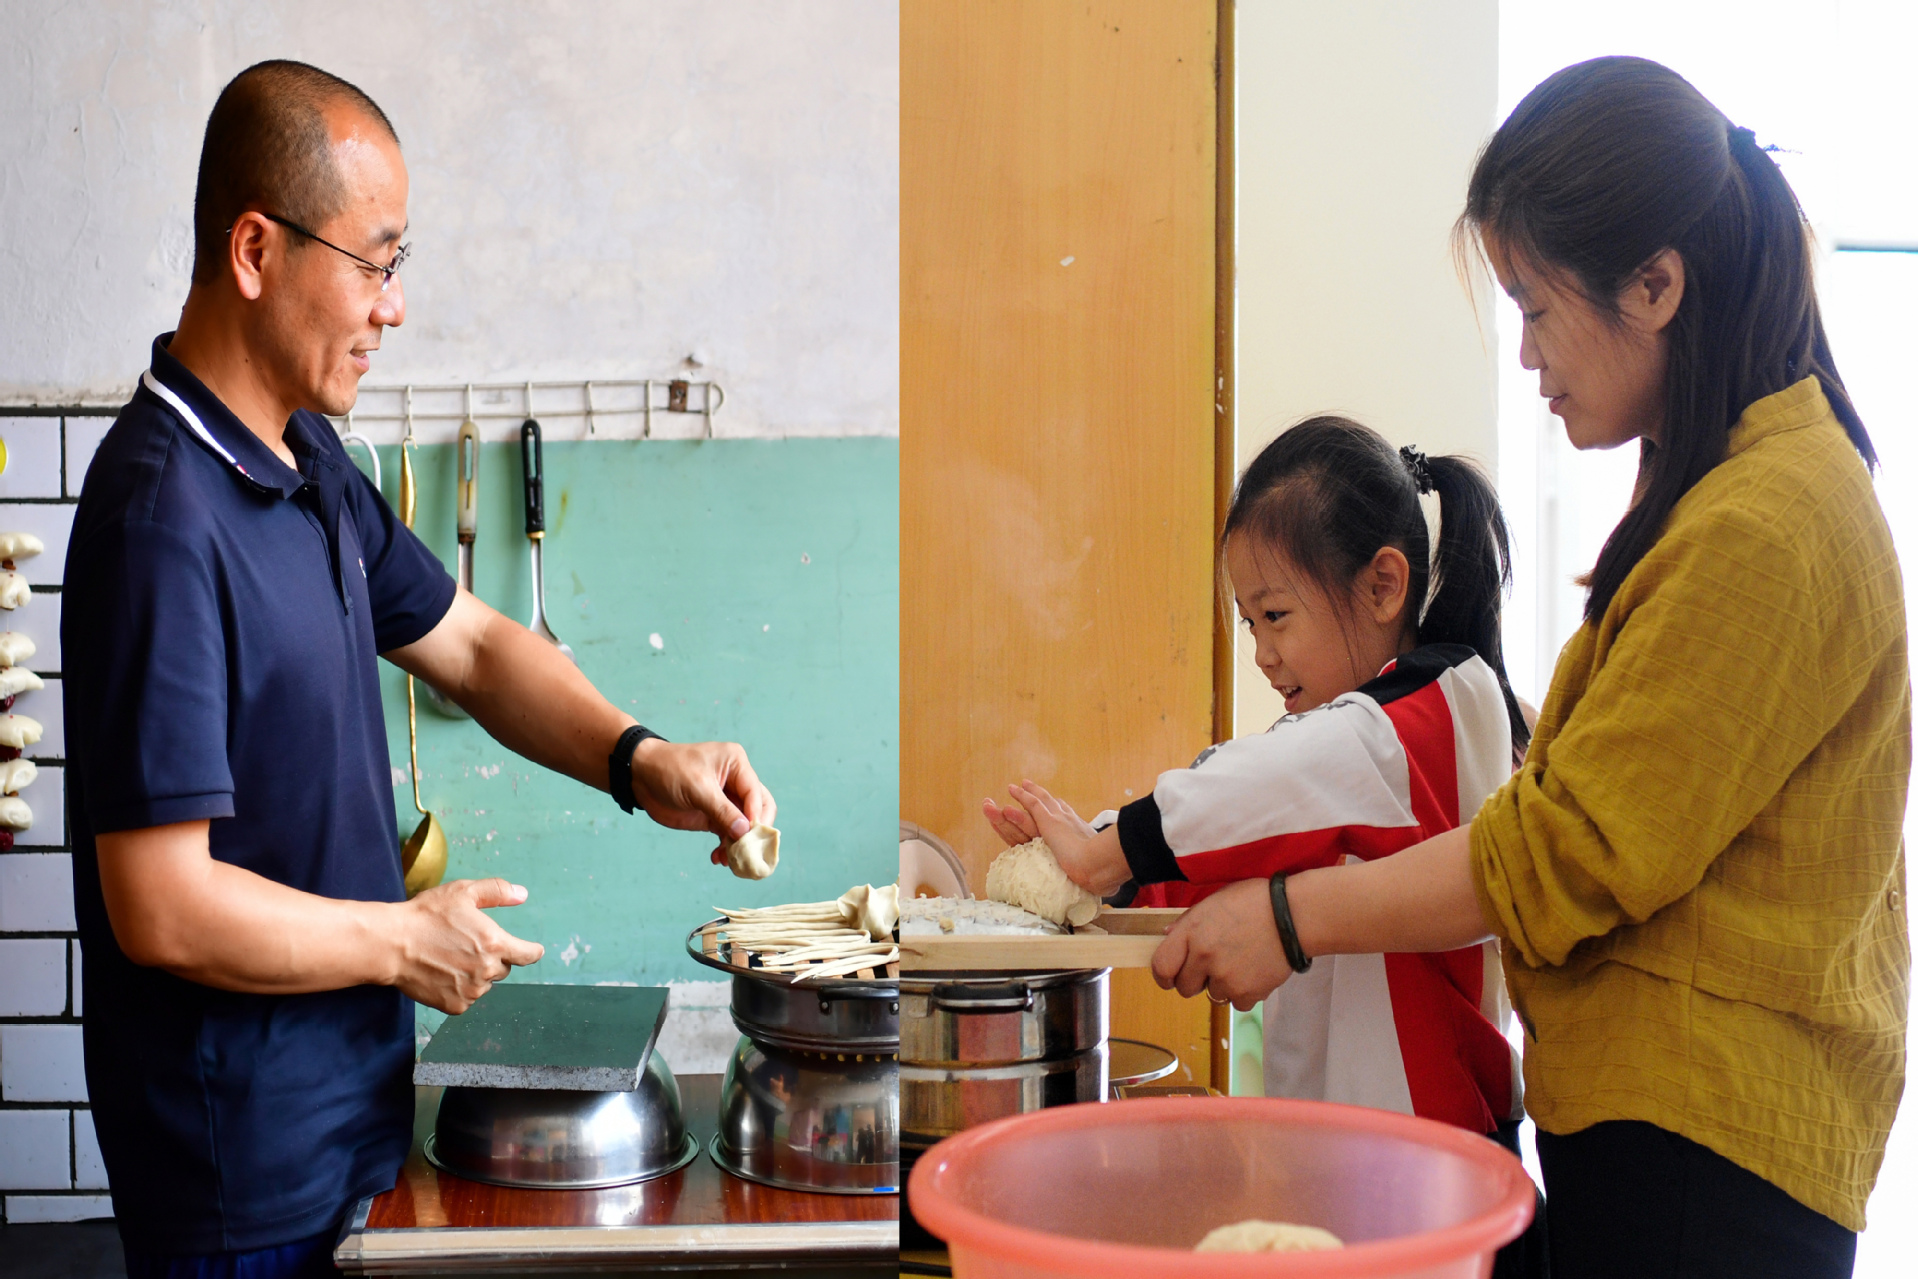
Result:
[609, 724, 667, 814]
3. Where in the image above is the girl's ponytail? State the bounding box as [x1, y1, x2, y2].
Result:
[1418, 454, 1529, 752]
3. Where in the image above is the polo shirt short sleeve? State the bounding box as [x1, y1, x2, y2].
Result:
[62, 336, 456, 1253]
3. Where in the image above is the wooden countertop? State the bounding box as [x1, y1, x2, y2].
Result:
[334, 1075, 898, 1274]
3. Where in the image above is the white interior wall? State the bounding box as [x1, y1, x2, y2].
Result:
[1233, 0, 1501, 734]
[0, 0, 898, 440]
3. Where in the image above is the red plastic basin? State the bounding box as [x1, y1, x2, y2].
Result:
[908, 1097, 1536, 1278]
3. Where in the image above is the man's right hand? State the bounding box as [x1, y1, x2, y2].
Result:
[390, 878, 545, 1014]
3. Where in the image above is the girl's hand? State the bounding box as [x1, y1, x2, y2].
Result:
[1151, 878, 1294, 1011]
[987, 781, 1130, 896]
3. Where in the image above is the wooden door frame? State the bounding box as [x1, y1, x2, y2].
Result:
[1208, 0, 1236, 1092]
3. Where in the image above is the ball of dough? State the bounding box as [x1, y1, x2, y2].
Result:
[986, 838, 1101, 927]
[1194, 1220, 1343, 1253]
[726, 823, 780, 880]
[0, 632, 37, 667]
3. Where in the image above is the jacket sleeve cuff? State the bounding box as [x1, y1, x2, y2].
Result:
[1116, 794, 1185, 885]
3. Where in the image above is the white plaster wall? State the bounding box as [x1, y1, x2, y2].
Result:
[1233, 0, 1500, 733]
[0, 0, 898, 439]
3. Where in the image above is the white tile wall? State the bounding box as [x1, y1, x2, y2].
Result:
[70, 940, 82, 1017]
[0, 1024, 87, 1102]
[72, 1109, 106, 1190]
[14, 764, 64, 849]
[1, 593, 59, 674]
[0, 504, 74, 588]
[4, 1195, 113, 1223]
[64, 418, 115, 497]
[0, 938, 68, 1016]
[13, 677, 61, 758]
[0, 854, 75, 932]
[0, 1109, 68, 1189]
[0, 423, 62, 499]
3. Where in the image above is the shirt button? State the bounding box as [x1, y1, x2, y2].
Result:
[1890, 885, 1903, 912]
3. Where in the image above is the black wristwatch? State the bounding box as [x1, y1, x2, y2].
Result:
[609, 724, 668, 814]
[1269, 872, 1314, 974]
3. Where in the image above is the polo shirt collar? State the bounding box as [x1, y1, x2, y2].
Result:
[143, 333, 334, 501]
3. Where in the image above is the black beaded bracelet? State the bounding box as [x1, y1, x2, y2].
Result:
[609, 724, 667, 814]
[1268, 872, 1314, 974]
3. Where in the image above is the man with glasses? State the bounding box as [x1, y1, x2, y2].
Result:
[63, 61, 774, 1277]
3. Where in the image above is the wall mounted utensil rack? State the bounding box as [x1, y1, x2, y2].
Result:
[327, 377, 725, 447]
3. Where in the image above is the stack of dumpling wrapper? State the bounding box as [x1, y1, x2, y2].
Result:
[0, 531, 46, 847]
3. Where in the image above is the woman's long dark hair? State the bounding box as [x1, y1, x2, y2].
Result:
[1459, 56, 1872, 622]
[1224, 416, 1529, 753]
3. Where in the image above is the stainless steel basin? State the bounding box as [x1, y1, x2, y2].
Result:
[426, 1049, 697, 1189]
[711, 1036, 899, 1194]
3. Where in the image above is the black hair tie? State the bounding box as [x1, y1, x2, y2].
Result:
[1399, 444, 1435, 495]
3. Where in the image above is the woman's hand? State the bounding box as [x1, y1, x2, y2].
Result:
[984, 781, 1130, 896]
[1151, 878, 1294, 1011]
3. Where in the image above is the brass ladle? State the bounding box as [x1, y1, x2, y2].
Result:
[397, 428, 447, 897]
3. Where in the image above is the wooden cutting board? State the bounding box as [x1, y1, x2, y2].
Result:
[897, 907, 1181, 971]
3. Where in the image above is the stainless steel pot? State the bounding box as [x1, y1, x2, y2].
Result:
[899, 969, 1110, 1149]
[901, 969, 1107, 1066]
[711, 1036, 899, 1194]
[729, 965, 899, 1054]
[426, 1049, 697, 1189]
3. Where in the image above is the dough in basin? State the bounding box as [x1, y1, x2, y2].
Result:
[726, 823, 780, 880]
[986, 838, 1101, 927]
[1194, 1220, 1344, 1253]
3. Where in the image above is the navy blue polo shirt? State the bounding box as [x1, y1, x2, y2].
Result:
[63, 335, 456, 1254]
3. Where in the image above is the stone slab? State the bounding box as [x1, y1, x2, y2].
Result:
[413, 983, 669, 1092]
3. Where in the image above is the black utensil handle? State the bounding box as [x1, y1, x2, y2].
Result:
[520, 418, 544, 536]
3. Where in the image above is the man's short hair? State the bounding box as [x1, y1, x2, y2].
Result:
[191, 60, 398, 284]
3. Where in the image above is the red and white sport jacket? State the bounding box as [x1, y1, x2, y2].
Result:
[1112, 645, 1523, 1133]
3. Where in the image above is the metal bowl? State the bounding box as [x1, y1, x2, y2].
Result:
[711, 1035, 899, 1194]
[425, 1049, 698, 1189]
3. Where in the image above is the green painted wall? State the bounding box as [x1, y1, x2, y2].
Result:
[369, 439, 897, 1015]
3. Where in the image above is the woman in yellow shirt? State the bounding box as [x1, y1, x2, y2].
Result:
[1156, 56, 1908, 1279]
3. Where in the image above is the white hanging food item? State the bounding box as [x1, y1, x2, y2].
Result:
[0, 532, 43, 562]
[986, 838, 1102, 927]
[0, 794, 31, 832]
[0, 715, 42, 750]
[0, 572, 30, 611]
[0, 668, 43, 699]
[838, 882, 900, 939]
[1195, 1221, 1344, 1253]
[724, 823, 780, 880]
[0, 758, 36, 795]
[0, 632, 36, 667]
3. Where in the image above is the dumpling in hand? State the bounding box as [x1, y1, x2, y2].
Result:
[725, 824, 780, 880]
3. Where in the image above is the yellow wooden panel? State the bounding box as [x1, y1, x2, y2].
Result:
[901, 1, 1220, 919]
[1111, 969, 1216, 1088]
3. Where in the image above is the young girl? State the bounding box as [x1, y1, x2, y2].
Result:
[986, 415, 1531, 1138]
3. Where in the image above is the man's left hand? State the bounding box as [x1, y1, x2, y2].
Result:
[1151, 878, 1294, 1011]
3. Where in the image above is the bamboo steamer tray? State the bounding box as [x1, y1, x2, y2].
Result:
[690, 916, 900, 983]
[897, 906, 1181, 971]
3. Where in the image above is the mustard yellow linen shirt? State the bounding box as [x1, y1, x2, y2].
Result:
[1472, 378, 1910, 1232]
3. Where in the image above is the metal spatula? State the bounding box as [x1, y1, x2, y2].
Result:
[520, 417, 573, 662]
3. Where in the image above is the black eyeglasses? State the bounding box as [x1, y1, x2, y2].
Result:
[253, 212, 411, 291]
